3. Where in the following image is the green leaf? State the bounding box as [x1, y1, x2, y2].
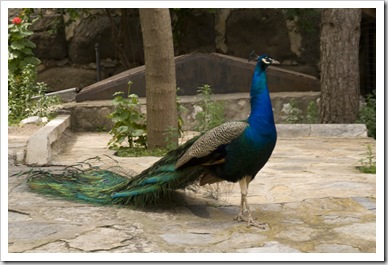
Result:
[23, 39, 37, 48]
[8, 63, 17, 73]
[112, 91, 124, 97]
[23, 56, 41, 65]
[118, 111, 129, 121]
[10, 40, 26, 50]
[8, 50, 21, 60]
[20, 48, 34, 56]
[117, 126, 129, 134]
[132, 129, 146, 137]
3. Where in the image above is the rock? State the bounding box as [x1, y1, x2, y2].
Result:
[313, 244, 360, 253]
[37, 66, 97, 92]
[26, 241, 82, 253]
[100, 59, 117, 68]
[20, 116, 42, 125]
[37, 64, 46, 73]
[15, 151, 25, 164]
[56, 58, 69, 67]
[352, 197, 376, 212]
[160, 233, 214, 245]
[334, 222, 375, 242]
[227, 9, 292, 60]
[172, 9, 216, 54]
[68, 15, 115, 64]
[215, 232, 267, 249]
[29, 15, 67, 59]
[64, 105, 114, 132]
[237, 241, 301, 253]
[67, 13, 143, 65]
[214, 9, 233, 53]
[276, 226, 318, 242]
[65, 227, 134, 251]
[9, 221, 76, 242]
[88, 62, 97, 69]
[322, 215, 360, 225]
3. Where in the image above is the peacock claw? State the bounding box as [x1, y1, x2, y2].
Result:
[247, 218, 270, 230]
[235, 213, 270, 231]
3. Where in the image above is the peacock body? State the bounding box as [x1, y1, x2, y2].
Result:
[26, 53, 279, 229]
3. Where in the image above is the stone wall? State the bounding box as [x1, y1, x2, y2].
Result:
[60, 92, 320, 132]
[9, 8, 321, 93]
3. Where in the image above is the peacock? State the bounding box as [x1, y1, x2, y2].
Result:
[26, 52, 279, 229]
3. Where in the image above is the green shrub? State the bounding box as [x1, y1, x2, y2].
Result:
[284, 99, 302, 124]
[107, 82, 147, 150]
[107, 83, 186, 154]
[357, 145, 376, 174]
[176, 87, 186, 138]
[8, 15, 59, 124]
[194, 84, 225, 132]
[8, 16, 40, 76]
[306, 100, 319, 124]
[358, 91, 376, 139]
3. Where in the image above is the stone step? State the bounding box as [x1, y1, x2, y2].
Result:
[10, 111, 369, 166]
[25, 115, 71, 166]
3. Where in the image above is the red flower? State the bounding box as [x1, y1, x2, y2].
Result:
[12, 17, 22, 25]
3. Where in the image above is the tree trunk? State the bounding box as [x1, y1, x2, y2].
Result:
[139, 8, 178, 149]
[320, 9, 361, 123]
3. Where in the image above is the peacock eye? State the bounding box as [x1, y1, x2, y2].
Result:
[262, 57, 271, 64]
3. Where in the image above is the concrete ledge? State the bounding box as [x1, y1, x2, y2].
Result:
[26, 115, 71, 166]
[277, 124, 368, 138]
[22, 116, 368, 166]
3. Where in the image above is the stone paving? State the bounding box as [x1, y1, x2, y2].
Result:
[7, 129, 378, 256]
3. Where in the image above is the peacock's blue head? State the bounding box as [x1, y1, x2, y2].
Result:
[248, 51, 280, 69]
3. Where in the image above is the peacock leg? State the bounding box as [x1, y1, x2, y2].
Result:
[235, 176, 270, 230]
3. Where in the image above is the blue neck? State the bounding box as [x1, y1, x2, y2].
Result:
[247, 63, 275, 127]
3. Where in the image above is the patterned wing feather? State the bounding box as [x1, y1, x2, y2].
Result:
[176, 121, 248, 168]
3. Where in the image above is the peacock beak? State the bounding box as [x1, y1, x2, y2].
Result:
[271, 59, 280, 65]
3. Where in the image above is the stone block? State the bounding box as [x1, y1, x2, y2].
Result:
[277, 124, 368, 138]
[20, 116, 42, 125]
[26, 115, 70, 166]
[310, 124, 368, 137]
[37, 67, 96, 92]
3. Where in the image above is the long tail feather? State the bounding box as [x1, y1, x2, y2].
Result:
[25, 136, 206, 207]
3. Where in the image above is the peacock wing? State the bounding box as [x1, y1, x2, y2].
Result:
[176, 121, 248, 169]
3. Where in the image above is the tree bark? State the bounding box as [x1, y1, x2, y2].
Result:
[320, 8, 361, 123]
[139, 8, 178, 149]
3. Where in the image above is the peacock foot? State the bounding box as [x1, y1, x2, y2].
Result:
[234, 213, 270, 231]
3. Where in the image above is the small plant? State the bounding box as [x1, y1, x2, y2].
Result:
[8, 16, 41, 76]
[176, 87, 187, 138]
[108, 85, 187, 157]
[194, 84, 225, 132]
[8, 15, 59, 124]
[306, 100, 319, 124]
[284, 99, 302, 124]
[358, 91, 376, 139]
[357, 145, 376, 174]
[163, 126, 180, 151]
[107, 81, 147, 149]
